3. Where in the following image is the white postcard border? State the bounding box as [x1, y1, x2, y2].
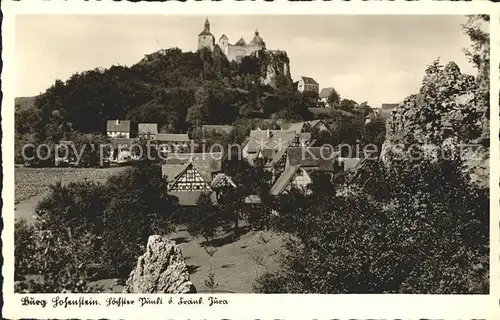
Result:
[2, 1, 499, 319]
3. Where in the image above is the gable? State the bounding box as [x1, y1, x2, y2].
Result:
[211, 173, 236, 189]
[169, 163, 212, 192]
[107, 120, 131, 132]
[285, 168, 312, 193]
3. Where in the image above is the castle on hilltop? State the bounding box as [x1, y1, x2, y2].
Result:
[198, 18, 267, 63]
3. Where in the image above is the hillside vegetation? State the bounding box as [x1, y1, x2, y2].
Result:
[15, 47, 304, 144]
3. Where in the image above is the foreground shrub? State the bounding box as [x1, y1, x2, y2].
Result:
[255, 156, 489, 294]
[16, 163, 179, 287]
[15, 219, 98, 293]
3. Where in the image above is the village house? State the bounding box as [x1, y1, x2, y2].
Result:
[156, 133, 193, 153]
[107, 120, 131, 138]
[269, 146, 340, 196]
[242, 129, 311, 165]
[109, 137, 138, 164]
[297, 76, 319, 94]
[162, 152, 235, 206]
[138, 123, 158, 139]
[318, 87, 336, 108]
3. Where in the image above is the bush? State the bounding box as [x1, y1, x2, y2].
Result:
[186, 193, 222, 243]
[16, 163, 179, 288]
[99, 164, 178, 277]
[15, 219, 99, 293]
[256, 155, 489, 294]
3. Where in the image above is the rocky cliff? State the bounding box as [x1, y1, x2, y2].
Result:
[259, 50, 293, 89]
[382, 60, 489, 188]
[123, 235, 196, 293]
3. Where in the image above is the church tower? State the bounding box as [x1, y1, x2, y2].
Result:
[198, 18, 215, 51]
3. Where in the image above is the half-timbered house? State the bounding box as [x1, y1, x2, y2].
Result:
[161, 152, 235, 206]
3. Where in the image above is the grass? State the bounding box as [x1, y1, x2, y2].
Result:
[15, 166, 127, 204]
[15, 166, 286, 293]
[174, 228, 284, 293]
[90, 227, 286, 293]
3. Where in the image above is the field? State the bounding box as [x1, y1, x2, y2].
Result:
[15, 166, 127, 204]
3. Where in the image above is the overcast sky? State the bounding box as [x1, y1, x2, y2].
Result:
[16, 15, 476, 108]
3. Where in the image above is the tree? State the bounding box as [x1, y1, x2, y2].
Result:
[15, 219, 100, 293]
[255, 154, 488, 294]
[186, 193, 222, 244]
[327, 88, 341, 108]
[29, 164, 178, 280]
[339, 98, 357, 113]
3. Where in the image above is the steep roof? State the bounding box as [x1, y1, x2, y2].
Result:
[199, 19, 213, 37]
[202, 125, 234, 135]
[287, 147, 339, 171]
[269, 165, 300, 196]
[246, 130, 297, 153]
[235, 37, 246, 46]
[301, 76, 319, 85]
[162, 163, 188, 183]
[156, 133, 191, 142]
[319, 87, 335, 98]
[220, 34, 228, 40]
[164, 152, 223, 181]
[263, 147, 288, 168]
[107, 120, 131, 132]
[309, 119, 324, 128]
[211, 173, 236, 189]
[249, 30, 265, 47]
[138, 123, 158, 135]
[199, 30, 214, 37]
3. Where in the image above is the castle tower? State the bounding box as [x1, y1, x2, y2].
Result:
[198, 18, 215, 51]
[219, 34, 229, 56]
[250, 29, 265, 49]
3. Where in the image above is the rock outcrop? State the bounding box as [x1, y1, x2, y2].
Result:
[123, 235, 196, 294]
[381, 60, 489, 189]
[259, 50, 292, 89]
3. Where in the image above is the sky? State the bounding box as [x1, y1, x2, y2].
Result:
[16, 15, 476, 108]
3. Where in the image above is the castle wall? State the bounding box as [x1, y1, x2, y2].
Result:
[227, 44, 262, 62]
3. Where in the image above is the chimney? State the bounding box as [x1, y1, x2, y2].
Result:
[116, 120, 120, 125]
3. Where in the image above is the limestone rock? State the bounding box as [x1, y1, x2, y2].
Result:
[123, 235, 196, 294]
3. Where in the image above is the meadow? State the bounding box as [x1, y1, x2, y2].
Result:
[15, 166, 127, 204]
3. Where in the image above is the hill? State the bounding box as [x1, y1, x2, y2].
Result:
[15, 46, 305, 144]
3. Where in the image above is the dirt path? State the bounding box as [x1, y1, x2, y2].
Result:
[14, 192, 49, 224]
